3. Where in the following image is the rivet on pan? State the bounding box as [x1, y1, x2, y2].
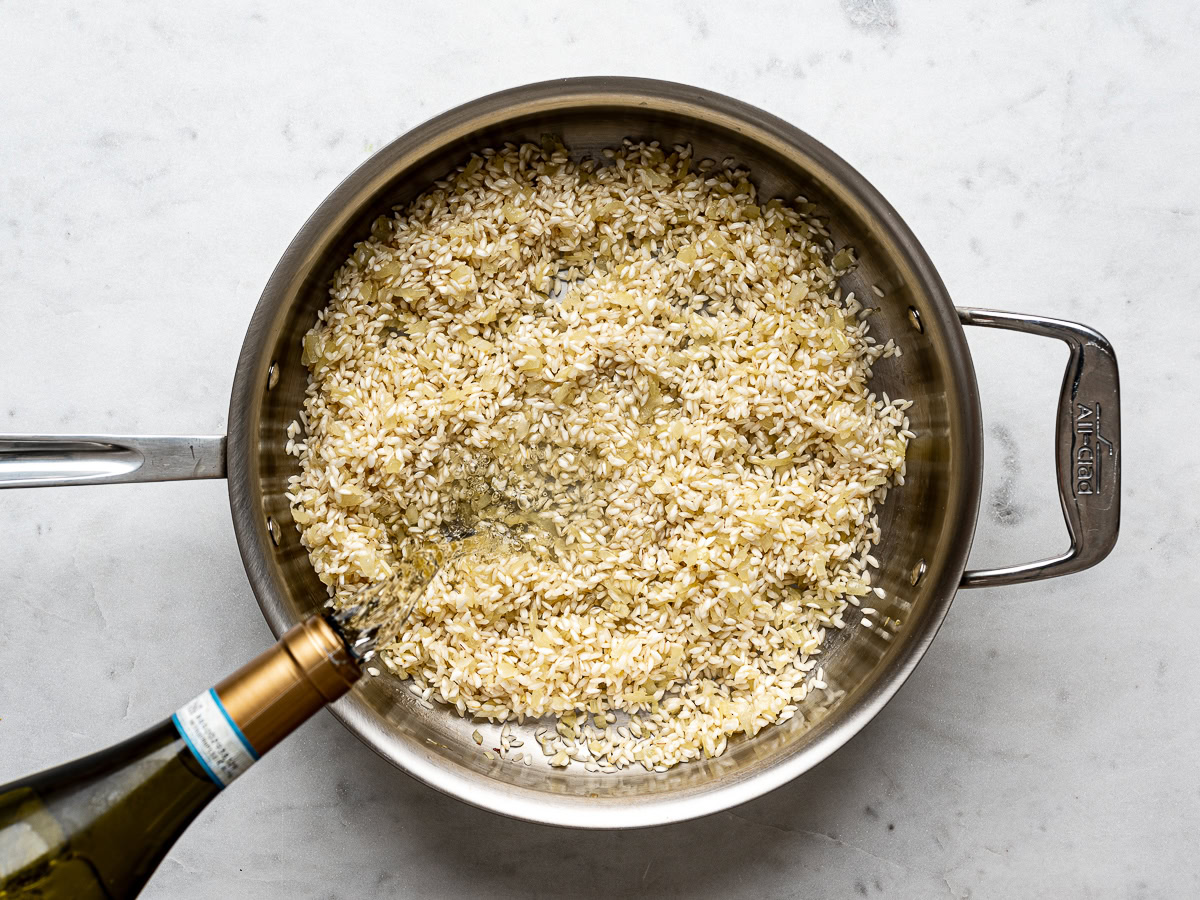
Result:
[267, 516, 281, 546]
[907, 306, 924, 334]
[267, 362, 280, 390]
[910, 558, 927, 586]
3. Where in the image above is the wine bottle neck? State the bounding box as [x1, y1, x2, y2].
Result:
[173, 616, 360, 788]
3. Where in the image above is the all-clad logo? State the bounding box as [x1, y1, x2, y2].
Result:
[1074, 402, 1113, 496]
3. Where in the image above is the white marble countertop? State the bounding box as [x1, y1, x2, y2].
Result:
[2, 2, 1195, 897]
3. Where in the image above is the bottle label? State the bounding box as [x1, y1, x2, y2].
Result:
[172, 688, 260, 788]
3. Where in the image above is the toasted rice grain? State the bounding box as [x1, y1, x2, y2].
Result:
[287, 139, 911, 770]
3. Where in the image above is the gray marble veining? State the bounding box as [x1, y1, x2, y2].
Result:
[2, 2, 1197, 897]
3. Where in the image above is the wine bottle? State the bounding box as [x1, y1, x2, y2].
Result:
[0, 615, 361, 899]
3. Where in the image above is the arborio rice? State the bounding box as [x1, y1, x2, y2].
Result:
[286, 139, 913, 771]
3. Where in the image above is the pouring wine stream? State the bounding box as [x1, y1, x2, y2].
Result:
[328, 558, 440, 664]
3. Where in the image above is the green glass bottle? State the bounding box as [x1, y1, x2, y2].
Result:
[0, 616, 360, 899]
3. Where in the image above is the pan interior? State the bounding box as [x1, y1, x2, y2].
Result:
[234, 81, 978, 826]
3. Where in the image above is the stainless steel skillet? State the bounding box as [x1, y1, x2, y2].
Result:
[0, 77, 1121, 828]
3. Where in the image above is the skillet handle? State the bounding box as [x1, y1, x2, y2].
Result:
[957, 308, 1120, 588]
[0, 435, 227, 488]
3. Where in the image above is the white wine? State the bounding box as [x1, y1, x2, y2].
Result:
[0, 615, 361, 899]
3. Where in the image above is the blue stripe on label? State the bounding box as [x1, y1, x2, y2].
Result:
[173, 712, 226, 789]
[208, 688, 260, 761]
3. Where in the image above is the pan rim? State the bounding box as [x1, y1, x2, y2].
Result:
[226, 76, 983, 828]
